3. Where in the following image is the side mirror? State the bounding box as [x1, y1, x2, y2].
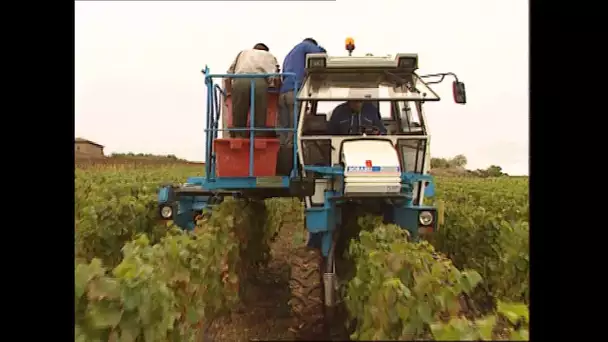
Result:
[452, 81, 467, 104]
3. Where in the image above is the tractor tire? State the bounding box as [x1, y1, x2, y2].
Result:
[289, 246, 325, 340]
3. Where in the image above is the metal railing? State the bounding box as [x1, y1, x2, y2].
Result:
[202, 67, 299, 179]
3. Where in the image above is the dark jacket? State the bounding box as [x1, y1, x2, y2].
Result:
[280, 41, 326, 94]
[328, 102, 387, 135]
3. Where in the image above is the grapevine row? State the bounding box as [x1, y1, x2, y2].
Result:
[75, 165, 277, 341]
[75, 164, 528, 341]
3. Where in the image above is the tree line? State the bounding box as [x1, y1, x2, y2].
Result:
[110, 152, 184, 161]
[431, 154, 508, 178]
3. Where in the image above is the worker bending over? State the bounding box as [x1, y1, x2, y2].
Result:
[328, 101, 387, 135]
[225, 43, 279, 138]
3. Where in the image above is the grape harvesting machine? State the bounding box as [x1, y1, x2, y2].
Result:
[157, 38, 467, 338]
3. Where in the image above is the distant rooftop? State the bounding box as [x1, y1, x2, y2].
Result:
[75, 137, 104, 148]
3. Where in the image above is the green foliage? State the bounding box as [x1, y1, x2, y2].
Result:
[430, 301, 529, 341]
[75, 162, 529, 342]
[430, 154, 467, 169]
[110, 153, 186, 161]
[212, 199, 273, 287]
[75, 165, 201, 268]
[342, 176, 528, 340]
[345, 224, 483, 340]
[264, 198, 304, 240]
[75, 202, 252, 342]
[75, 164, 275, 341]
[468, 165, 508, 178]
[430, 154, 510, 177]
[431, 177, 529, 305]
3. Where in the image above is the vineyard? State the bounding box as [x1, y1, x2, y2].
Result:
[75, 163, 529, 341]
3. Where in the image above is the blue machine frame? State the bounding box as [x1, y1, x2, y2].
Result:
[157, 67, 438, 255]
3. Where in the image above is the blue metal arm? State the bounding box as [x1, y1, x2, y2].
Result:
[304, 165, 344, 176]
[401, 172, 433, 183]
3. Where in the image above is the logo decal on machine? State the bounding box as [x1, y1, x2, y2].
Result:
[347, 166, 380, 172]
[346, 165, 401, 173]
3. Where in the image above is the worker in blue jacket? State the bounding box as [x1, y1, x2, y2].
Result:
[328, 101, 387, 135]
[278, 38, 326, 146]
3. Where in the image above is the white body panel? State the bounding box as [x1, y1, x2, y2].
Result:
[342, 140, 401, 194]
[298, 136, 430, 208]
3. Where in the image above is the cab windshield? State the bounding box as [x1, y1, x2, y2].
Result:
[314, 100, 424, 134]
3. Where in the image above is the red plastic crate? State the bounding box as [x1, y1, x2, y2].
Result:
[224, 92, 279, 128]
[214, 138, 280, 177]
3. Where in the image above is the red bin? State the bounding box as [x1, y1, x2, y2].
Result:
[214, 138, 280, 177]
[224, 91, 279, 128]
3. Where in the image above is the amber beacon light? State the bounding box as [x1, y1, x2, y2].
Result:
[345, 37, 355, 55]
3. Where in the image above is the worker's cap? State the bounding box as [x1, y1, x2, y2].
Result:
[253, 43, 270, 51]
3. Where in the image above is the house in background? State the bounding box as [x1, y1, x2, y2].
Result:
[75, 138, 105, 157]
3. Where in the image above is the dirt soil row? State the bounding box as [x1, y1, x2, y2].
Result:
[206, 222, 300, 342]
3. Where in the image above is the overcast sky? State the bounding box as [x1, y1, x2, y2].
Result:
[75, 0, 528, 175]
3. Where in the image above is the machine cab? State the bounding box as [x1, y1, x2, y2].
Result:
[297, 52, 464, 207]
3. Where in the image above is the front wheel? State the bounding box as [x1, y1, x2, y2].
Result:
[289, 246, 325, 340]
